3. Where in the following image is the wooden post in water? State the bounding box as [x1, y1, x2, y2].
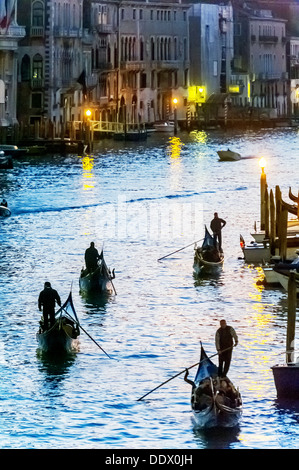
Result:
[260, 163, 267, 231]
[275, 185, 282, 244]
[264, 184, 269, 239]
[286, 272, 297, 364]
[270, 189, 276, 255]
[280, 207, 288, 261]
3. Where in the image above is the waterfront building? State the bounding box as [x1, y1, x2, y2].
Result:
[17, 0, 89, 139]
[188, 1, 234, 124]
[85, 0, 190, 125]
[233, 3, 288, 118]
[0, 1, 25, 142]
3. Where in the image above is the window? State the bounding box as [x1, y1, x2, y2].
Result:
[32, 1, 44, 27]
[21, 55, 30, 81]
[31, 93, 42, 108]
[32, 54, 43, 79]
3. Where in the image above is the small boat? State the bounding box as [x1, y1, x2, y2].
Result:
[0, 151, 13, 169]
[272, 267, 299, 294]
[0, 204, 11, 217]
[153, 121, 175, 132]
[194, 226, 224, 274]
[79, 251, 115, 294]
[0, 144, 28, 158]
[261, 256, 299, 286]
[240, 235, 271, 264]
[36, 292, 80, 353]
[217, 149, 241, 161]
[191, 344, 242, 429]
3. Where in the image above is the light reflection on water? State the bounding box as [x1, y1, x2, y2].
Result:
[0, 128, 299, 448]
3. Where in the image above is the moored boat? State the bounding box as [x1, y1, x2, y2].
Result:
[0, 204, 11, 217]
[217, 149, 241, 161]
[153, 121, 175, 132]
[79, 251, 115, 294]
[190, 344, 242, 429]
[0, 144, 28, 158]
[36, 292, 80, 353]
[194, 226, 224, 274]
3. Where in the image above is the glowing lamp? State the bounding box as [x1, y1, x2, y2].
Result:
[173, 98, 178, 105]
[259, 157, 266, 172]
[85, 109, 92, 118]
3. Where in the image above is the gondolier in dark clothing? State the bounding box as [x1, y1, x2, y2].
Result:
[210, 212, 226, 251]
[38, 282, 61, 330]
[215, 319, 238, 377]
[85, 242, 102, 272]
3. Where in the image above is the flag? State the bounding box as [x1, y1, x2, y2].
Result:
[77, 70, 87, 101]
[0, 0, 16, 31]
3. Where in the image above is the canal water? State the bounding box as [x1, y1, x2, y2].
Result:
[0, 127, 299, 449]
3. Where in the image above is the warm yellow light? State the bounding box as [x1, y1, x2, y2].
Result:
[198, 87, 204, 93]
[173, 98, 178, 105]
[259, 157, 266, 169]
[85, 109, 92, 117]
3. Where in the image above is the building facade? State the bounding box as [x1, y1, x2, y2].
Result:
[0, 0, 25, 142]
[86, 0, 190, 125]
[17, 0, 88, 139]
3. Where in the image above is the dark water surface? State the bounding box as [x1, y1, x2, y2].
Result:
[1, 128, 299, 449]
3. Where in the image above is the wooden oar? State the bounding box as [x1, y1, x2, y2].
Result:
[62, 306, 113, 359]
[137, 346, 234, 401]
[157, 238, 204, 262]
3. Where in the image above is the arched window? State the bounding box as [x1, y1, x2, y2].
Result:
[32, 1, 44, 27]
[21, 55, 31, 81]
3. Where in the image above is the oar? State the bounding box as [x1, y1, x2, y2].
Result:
[62, 307, 113, 359]
[157, 238, 204, 262]
[137, 346, 234, 401]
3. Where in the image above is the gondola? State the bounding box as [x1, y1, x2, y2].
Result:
[0, 204, 11, 217]
[36, 292, 80, 353]
[289, 187, 298, 204]
[193, 226, 224, 274]
[79, 251, 115, 294]
[191, 344, 242, 429]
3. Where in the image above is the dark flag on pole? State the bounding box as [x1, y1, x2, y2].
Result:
[77, 70, 87, 101]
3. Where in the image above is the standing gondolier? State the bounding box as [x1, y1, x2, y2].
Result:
[38, 282, 61, 330]
[210, 212, 226, 252]
[85, 242, 102, 273]
[215, 319, 238, 377]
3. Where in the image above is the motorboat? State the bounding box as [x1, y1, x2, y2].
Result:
[217, 149, 241, 161]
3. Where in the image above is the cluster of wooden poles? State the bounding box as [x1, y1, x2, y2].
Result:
[260, 165, 299, 261]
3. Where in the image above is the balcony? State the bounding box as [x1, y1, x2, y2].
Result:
[31, 78, 44, 89]
[259, 35, 278, 43]
[120, 61, 144, 71]
[30, 26, 44, 37]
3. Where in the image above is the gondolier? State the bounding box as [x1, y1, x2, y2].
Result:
[85, 242, 102, 272]
[38, 282, 61, 330]
[215, 320, 238, 377]
[210, 212, 226, 251]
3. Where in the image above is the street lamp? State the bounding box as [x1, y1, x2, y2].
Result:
[173, 98, 178, 135]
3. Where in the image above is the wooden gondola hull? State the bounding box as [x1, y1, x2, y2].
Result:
[79, 269, 113, 294]
[36, 292, 80, 353]
[192, 401, 242, 429]
[36, 327, 79, 353]
[0, 205, 11, 217]
[191, 345, 242, 429]
[193, 251, 224, 274]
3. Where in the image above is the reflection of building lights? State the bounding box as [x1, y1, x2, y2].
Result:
[167, 136, 184, 159]
[81, 156, 94, 190]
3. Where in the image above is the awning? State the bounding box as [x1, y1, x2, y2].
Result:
[206, 93, 230, 104]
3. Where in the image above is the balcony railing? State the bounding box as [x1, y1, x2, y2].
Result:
[30, 26, 44, 37]
[259, 35, 278, 43]
[31, 78, 44, 89]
